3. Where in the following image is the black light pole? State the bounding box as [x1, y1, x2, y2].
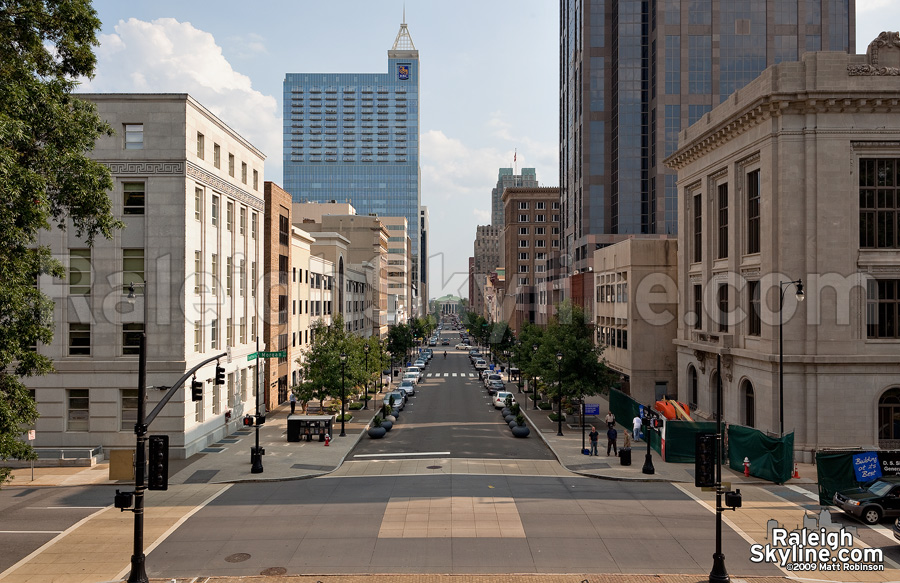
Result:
[532, 343, 539, 410]
[251, 336, 263, 474]
[504, 349, 511, 383]
[386, 350, 392, 390]
[363, 343, 370, 409]
[126, 281, 148, 583]
[556, 351, 563, 436]
[778, 279, 804, 437]
[710, 353, 728, 583]
[339, 352, 347, 436]
[642, 407, 655, 475]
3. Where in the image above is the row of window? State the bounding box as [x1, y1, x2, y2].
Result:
[69, 249, 144, 295]
[517, 201, 560, 210]
[518, 239, 554, 248]
[517, 214, 559, 223]
[197, 189, 259, 238]
[195, 131, 258, 190]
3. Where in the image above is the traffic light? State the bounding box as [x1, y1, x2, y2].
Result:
[147, 435, 169, 491]
[191, 378, 203, 402]
[215, 365, 225, 385]
[695, 432, 718, 488]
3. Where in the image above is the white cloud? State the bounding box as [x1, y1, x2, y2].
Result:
[79, 18, 282, 182]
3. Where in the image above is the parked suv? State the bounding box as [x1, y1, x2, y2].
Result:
[833, 476, 900, 524]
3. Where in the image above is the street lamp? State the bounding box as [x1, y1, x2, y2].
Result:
[532, 344, 539, 410]
[778, 279, 805, 437]
[339, 352, 347, 436]
[363, 343, 370, 410]
[125, 281, 149, 583]
[503, 349, 511, 383]
[556, 351, 564, 436]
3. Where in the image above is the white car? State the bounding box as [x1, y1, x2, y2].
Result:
[402, 372, 419, 385]
[406, 366, 424, 382]
[483, 373, 503, 388]
[399, 379, 416, 396]
[493, 391, 515, 409]
[474, 359, 487, 371]
[456, 343, 469, 350]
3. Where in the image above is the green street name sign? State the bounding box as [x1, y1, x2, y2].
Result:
[247, 350, 287, 361]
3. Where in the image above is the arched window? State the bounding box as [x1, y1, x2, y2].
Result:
[688, 365, 698, 409]
[878, 387, 900, 440]
[741, 379, 755, 428]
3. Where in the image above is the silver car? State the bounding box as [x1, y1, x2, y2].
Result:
[399, 380, 416, 396]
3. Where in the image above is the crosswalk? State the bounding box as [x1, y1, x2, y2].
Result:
[424, 372, 476, 377]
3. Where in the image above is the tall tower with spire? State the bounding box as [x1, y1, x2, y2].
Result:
[283, 18, 423, 315]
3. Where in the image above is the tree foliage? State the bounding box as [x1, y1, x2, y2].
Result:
[0, 1, 119, 487]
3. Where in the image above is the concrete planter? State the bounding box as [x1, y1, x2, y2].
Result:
[511, 425, 530, 438]
[381, 420, 393, 432]
[368, 426, 386, 439]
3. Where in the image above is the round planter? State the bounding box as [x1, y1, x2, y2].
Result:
[509, 419, 518, 429]
[501, 408, 511, 417]
[386, 414, 397, 423]
[381, 420, 393, 432]
[511, 425, 531, 438]
[368, 426, 386, 439]
[392, 407, 400, 417]
[504, 414, 516, 424]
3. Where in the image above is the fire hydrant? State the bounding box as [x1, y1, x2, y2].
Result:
[743, 457, 750, 477]
[324, 433, 331, 446]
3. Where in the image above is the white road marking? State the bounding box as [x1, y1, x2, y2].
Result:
[353, 452, 451, 458]
[444, 373, 449, 377]
[30, 506, 108, 510]
[784, 484, 818, 500]
[0, 531, 64, 534]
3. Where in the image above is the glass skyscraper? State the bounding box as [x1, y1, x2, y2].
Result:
[283, 20, 422, 298]
[559, 0, 854, 272]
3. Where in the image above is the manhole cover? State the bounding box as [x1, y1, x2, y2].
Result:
[260, 567, 287, 576]
[225, 553, 251, 563]
[426, 465, 442, 469]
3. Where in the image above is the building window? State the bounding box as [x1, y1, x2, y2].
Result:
[688, 365, 698, 409]
[518, 277, 528, 285]
[211, 254, 218, 296]
[253, 169, 259, 190]
[693, 284, 703, 330]
[194, 320, 202, 352]
[279, 215, 289, 245]
[196, 132, 205, 159]
[226, 201, 234, 232]
[228, 153, 235, 177]
[251, 261, 257, 297]
[122, 249, 144, 292]
[748, 280, 761, 337]
[742, 380, 755, 428]
[123, 182, 145, 215]
[194, 188, 202, 221]
[211, 318, 219, 350]
[535, 227, 545, 235]
[123, 323, 143, 355]
[518, 239, 528, 248]
[69, 249, 91, 295]
[252, 315, 257, 341]
[518, 202, 529, 210]
[536, 202, 546, 210]
[535, 214, 546, 222]
[867, 279, 900, 338]
[213, 383, 221, 415]
[68, 323, 90, 355]
[226, 256, 233, 296]
[239, 207, 246, 235]
[535, 240, 546, 248]
[239, 259, 246, 297]
[240, 317, 246, 344]
[67, 389, 89, 431]
[241, 162, 248, 184]
[747, 169, 760, 254]
[519, 252, 529, 260]
[717, 184, 728, 259]
[860, 158, 900, 248]
[227, 318, 233, 347]
[125, 124, 143, 149]
[717, 284, 728, 332]
[193, 251, 202, 294]
[519, 214, 529, 222]
[211, 195, 219, 227]
[878, 388, 900, 440]
[121, 389, 138, 432]
[693, 193, 702, 263]
[519, 227, 529, 235]
[251, 212, 258, 239]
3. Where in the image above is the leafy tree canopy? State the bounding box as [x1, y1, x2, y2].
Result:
[0, 0, 119, 487]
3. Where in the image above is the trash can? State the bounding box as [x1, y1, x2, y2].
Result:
[287, 416, 301, 442]
[620, 447, 632, 466]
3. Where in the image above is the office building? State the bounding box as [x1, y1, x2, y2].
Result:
[559, 0, 855, 273]
[283, 18, 422, 308]
[472, 225, 502, 318]
[492, 168, 538, 228]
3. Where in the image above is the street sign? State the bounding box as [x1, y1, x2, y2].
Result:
[248, 351, 286, 360]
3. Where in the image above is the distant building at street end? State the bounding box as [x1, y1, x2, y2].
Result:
[666, 34, 900, 460]
[472, 225, 502, 319]
[492, 167, 538, 228]
[592, 239, 678, 405]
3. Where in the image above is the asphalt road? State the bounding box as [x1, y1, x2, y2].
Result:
[354, 339, 553, 461]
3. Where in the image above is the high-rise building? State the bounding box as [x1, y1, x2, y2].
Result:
[559, 0, 855, 273]
[491, 168, 538, 228]
[472, 225, 502, 318]
[283, 18, 422, 305]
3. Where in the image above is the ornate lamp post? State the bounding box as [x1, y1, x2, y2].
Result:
[363, 343, 370, 409]
[778, 279, 804, 437]
[532, 343, 539, 410]
[125, 281, 149, 583]
[339, 352, 347, 436]
[556, 351, 564, 436]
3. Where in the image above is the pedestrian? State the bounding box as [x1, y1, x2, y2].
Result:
[623, 428, 632, 449]
[605, 410, 616, 429]
[289, 391, 297, 415]
[606, 425, 618, 456]
[589, 425, 599, 456]
[632, 414, 643, 441]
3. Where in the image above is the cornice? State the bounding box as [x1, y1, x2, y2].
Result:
[186, 162, 265, 211]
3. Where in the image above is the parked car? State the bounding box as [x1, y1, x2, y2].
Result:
[833, 476, 900, 524]
[483, 373, 503, 388]
[414, 359, 427, 369]
[399, 380, 415, 396]
[893, 517, 900, 542]
[383, 390, 406, 410]
[428, 338, 437, 346]
[493, 391, 514, 408]
[468, 349, 482, 361]
[486, 379, 506, 394]
[441, 338, 450, 345]
[456, 343, 469, 350]
[474, 359, 487, 371]
[402, 372, 420, 385]
[406, 366, 424, 382]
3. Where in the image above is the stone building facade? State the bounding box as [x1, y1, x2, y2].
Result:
[666, 34, 900, 459]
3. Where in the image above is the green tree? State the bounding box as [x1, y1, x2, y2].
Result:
[386, 323, 415, 365]
[0, 1, 119, 487]
[295, 316, 355, 409]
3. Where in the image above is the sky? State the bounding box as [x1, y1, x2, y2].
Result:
[80, 1, 899, 300]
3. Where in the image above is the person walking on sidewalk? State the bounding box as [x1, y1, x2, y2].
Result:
[606, 425, 618, 456]
[289, 391, 297, 415]
[588, 426, 599, 456]
[605, 410, 616, 429]
[632, 414, 643, 441]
